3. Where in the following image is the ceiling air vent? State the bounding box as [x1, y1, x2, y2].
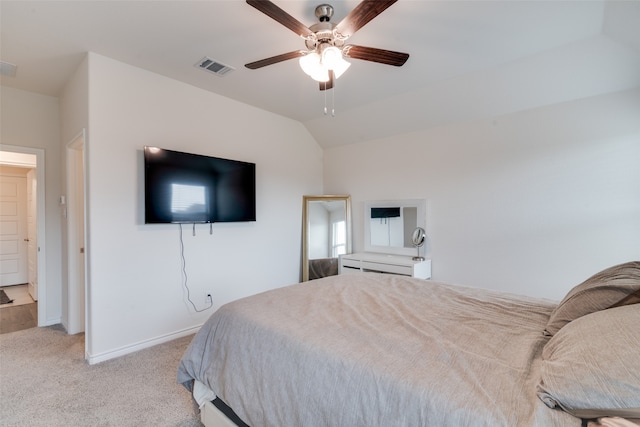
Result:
[195, 57, 235, 76]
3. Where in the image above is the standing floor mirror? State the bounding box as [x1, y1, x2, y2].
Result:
[302, 195, 352, 282]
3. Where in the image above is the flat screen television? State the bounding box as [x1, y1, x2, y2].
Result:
[144, 146, 256, 224]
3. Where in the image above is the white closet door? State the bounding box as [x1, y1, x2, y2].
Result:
[0, 175, 28, 286]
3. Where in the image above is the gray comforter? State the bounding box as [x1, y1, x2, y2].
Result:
[177, 273, 581, 426]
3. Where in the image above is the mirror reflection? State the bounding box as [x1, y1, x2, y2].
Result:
[364, 199, 427, 257]
[369, 206, 417, 248]
[302, 195, 352, 282]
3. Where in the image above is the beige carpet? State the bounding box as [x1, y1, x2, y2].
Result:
[0, 325, 203, 426]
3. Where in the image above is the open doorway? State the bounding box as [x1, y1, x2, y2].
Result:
[0, 146, 46, 332]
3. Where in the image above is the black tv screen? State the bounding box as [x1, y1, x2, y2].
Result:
[144, 146, 256, 224]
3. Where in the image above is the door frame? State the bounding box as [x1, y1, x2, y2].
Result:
[0, 145, 47, 326]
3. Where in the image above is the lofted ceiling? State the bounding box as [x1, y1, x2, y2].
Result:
[1, 1, 639, 148]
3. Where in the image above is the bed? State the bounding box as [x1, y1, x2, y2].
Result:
[177, 261, 640, 427]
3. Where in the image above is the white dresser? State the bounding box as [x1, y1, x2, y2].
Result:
[339, 252, 431, 279]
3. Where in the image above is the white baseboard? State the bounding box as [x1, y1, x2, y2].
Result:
[40, 317, 62, 327]
[86, 324, 202, 365]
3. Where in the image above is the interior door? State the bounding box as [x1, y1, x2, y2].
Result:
[66, 133, 86, 334]
[27, 169, 38, 300]
[0, 174, 28, 286]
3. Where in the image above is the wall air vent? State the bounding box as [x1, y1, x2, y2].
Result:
[0, 61, 17, 77]
[195, 57, 235, 76]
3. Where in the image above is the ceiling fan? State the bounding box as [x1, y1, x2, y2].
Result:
[245, 0, 410, 91]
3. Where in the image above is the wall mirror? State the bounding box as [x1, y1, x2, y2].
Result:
[364, 199, 427, 257]
[302, 195, 352, 282]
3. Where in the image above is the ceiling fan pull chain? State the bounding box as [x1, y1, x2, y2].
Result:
[324, 85, 328, 115]
[331, 85, 335, 117]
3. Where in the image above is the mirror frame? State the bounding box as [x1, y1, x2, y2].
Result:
[302, 195, 352, 282]
[364, 199, 427, 257]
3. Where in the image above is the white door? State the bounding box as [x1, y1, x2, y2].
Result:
[27, 169, 38, 300]
[0, 175, 28, 286]
[66, 133, 86, 334]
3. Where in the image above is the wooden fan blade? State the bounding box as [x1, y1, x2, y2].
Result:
[335, 0, 398, 38]
[246, 0, 313, 38]
[343, 45, 409, 66]
[245, 50, 305, 69]
[319, 70, 335, 91]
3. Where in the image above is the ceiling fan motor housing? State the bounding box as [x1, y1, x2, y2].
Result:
[315, 4, 334, 22]
[306, 22, 344, 50]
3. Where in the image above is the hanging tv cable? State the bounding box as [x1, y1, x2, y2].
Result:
[178, 224, 213, 313]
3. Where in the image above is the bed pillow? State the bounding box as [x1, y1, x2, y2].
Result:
[587, 418, 640, 427]
[537, 304, 640, 419]
[545, 261, 640, 336]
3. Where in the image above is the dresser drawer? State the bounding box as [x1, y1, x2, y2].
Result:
[340, 258, 361, 269]
[339, 253, 431, 279]
[340, 265, 362, 275]
[361, 261, 412, 276]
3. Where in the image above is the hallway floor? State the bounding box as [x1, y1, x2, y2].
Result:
[0, 285, 37, 334]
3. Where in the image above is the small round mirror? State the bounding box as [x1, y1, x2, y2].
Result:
[412, 227, 426, 247]
[412, 227, 426, 261]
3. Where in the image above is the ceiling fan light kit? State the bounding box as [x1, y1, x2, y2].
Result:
[299, 45, 351, 82]
[245, 0, 409, 91]
[299, 52, 328, 82]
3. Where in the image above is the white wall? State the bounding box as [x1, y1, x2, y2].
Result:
[324, 89, 640, 301]
[85, 53, 323, 362]
[0, 86, 63, 325]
